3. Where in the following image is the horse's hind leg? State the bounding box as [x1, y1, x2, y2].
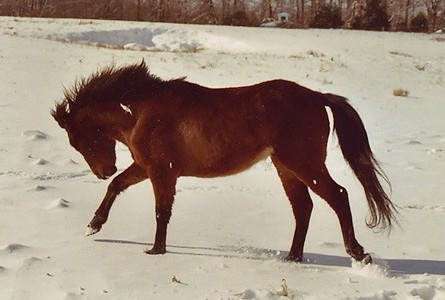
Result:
[274, 152, 370, 263]
[86, 163, 147, 236]
[307, 167, 370, 262]
[272, 156, 313, 262]
[309, 168, 370, 262]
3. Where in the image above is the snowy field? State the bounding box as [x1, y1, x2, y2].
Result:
[1, 17, 444, 299]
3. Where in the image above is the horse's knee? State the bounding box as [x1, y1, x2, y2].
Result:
[108, 177, 125, 193]
[156, 206, 173, 223]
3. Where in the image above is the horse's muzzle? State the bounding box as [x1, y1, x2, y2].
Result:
[95, 165, 117, 180]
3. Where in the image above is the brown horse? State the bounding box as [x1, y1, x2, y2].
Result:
[52, 61, 396, 263]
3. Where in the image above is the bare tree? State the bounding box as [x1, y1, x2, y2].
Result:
[299, 0, 306, 26]
[0, 0, 52, 17]
[424, 0, 444, 30]
[192, 0, 218, 24]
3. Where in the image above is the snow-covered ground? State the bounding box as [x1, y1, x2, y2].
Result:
[1, 17, 444, 299]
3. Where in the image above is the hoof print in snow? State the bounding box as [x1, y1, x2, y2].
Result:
[405, 139, 422, 145]
[46, 197, 70, 210]
[21, 257, 43, 270]
[234, 289, 256, 299]
[27, 185, 53, 192]
[0, 243, 29, 254]
[32, 158, 50, 165]
[21, 130, 48, 141]
[59, 158, 79, 165]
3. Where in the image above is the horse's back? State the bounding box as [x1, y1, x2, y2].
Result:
[152, 79, 330, 177]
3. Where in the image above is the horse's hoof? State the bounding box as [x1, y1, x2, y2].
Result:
[85, 225, 100, 236]
[352, 252, 372, 264]
[284, 254, 303, 263]
[85, 215, 106, 236]
[347, 246, 372, 264]
[361, 253, 372, 265]
[144, 247, 166, 255]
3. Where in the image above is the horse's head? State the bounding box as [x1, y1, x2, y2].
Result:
[65, 124, 117, 180]
[52, 101, 117, 180]
[52, 62, 155, 179]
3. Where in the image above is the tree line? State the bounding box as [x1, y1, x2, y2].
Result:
[0, 0, 443, 32]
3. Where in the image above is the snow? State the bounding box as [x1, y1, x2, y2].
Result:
[1, 16, 445, 299]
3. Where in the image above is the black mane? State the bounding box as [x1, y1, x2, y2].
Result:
[51, 61, 184, 125]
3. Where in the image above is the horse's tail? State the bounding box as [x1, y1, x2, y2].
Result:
[322, 93, 397, 231]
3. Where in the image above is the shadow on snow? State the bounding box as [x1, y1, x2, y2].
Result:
[94, 239, 445, 275]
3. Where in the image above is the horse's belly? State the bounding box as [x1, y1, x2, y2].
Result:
[178, 118, 274, 177]
[203, 146, 272, 177]
[184, 147, 272, 178]
[179, 133, 273, 177]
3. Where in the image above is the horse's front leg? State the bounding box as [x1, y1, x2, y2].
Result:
[145, 166, 178, 255]
[86, 163, 147, 236]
